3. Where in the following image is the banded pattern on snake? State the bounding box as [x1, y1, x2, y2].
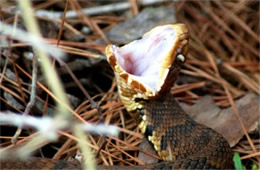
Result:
[0, 24, 233, 169]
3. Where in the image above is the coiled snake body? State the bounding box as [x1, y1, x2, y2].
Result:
[1, 24, 233, 169]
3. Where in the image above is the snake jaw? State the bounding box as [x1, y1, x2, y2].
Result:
[106, 24, 188, 112]
[106, 24, 188, 100]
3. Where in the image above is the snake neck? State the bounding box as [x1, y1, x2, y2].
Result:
[118, 89, 192, 161]
[129, 93, 232, 165]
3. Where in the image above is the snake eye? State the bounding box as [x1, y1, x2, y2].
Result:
[176, 54, 185, 63]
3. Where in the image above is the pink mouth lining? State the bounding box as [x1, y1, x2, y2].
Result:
[112, 26, 177, 92]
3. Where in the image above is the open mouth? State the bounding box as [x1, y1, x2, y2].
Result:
[106, 24, 188, 96]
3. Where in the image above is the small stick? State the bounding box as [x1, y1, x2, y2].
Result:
[0, 59, 8, 84]
[35, 0, 170, 18]
[56, 0, 69, 47]
[11, 54, 38, 144]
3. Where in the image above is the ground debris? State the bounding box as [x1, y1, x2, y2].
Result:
[181, 93, 260, 147]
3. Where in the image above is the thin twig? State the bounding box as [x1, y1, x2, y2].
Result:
[11, 53, 38, 144]
[56, 0, 69, 47]
[35, 0, 170, 18]
[0, 59, 8, 84]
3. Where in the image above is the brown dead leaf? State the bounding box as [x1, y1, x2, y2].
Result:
[138, 138, 158, 164]
[181, 93, 260, 147]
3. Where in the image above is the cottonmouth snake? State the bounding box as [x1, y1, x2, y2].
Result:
[0, 24, 233, 169]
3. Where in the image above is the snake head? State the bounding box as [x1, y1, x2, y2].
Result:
[106, 24, 189, 102]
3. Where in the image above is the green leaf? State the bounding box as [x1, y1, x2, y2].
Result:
[233, 152, 244, 170]
[252, 162, 260, 170]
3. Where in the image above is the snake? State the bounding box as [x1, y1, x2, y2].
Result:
[0, 24, 233, 169]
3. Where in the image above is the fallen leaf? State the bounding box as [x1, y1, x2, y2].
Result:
[181, 93, 260, 147]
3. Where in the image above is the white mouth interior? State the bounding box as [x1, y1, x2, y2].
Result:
[112, 25, 177, 92]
